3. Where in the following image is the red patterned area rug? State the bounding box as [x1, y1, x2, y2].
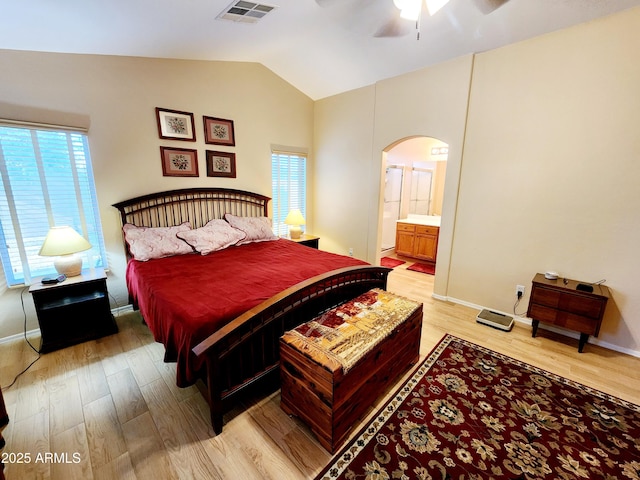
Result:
[316, 334, 640, 480]
[407, 262, 435, 275]
[381, 257, 406, 268]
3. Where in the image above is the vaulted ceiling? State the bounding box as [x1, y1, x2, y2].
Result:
[2, 0, 639, 100]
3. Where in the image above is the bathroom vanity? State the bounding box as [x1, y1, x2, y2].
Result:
[395, 215, 440, 262]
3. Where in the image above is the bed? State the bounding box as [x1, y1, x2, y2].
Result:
[112, 188, 391, 434]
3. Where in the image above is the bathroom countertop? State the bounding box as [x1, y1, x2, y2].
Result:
[397, 215, 441, 227]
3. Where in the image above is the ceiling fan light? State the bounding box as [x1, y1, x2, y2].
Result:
[425, 0, 450, 16]
[399, 0, 421, 20]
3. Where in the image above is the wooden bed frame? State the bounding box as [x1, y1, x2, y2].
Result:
[113, 188, 390, 434]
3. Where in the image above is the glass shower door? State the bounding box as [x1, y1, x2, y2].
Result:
[409, 168, 433, 215]
[382, 165, 403, 251]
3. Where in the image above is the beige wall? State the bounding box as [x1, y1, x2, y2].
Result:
[312, 86, 376, 258]
[373, 57, 476, 300]
[432, 161, 447, 216]
[0, 50, 314, 340]
[314, 55, 474, 299]
[314, 8, 640, 355]
[449, 8, 640, 353]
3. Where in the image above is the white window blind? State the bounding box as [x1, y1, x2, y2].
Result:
[0, 122, 107, 286]
[271, 150, 307, 237]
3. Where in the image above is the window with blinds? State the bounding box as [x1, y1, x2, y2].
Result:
[0, 123, 107, 286]
[271, 150, 307, 237]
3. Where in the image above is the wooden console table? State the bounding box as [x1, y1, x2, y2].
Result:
[527, 273, 610, 352]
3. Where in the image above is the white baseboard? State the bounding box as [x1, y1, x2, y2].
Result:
[0, 328, 41, 346]
[0, 304, 136, 345]
[112, 304, 134, 315]
[431, 293, 640, 359]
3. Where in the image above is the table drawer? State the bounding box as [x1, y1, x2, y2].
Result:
[396, 223, 416, 233]
[529, 304, 599, 335]
[416, 225, 439, 235]
[531, 287, 603, 318]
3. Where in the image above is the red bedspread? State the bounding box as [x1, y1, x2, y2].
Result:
[126, 238, 367, 387]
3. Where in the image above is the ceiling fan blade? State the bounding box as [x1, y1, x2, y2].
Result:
[374, 17, 413, 38]
[473, 0, 511, 14]
[315, 0, 412, 37]
[315, 0, 340, 7]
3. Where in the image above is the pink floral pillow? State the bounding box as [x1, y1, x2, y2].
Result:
[123, 222, 193, 261]
[176, 219, 246, 255]
[224, 214, 278, 245]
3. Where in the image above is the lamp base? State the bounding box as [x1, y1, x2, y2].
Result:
[289, 226, 302, 239]
[54, 254, 83, 277]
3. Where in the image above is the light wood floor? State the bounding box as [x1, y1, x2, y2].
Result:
[1, 258, 639, 479]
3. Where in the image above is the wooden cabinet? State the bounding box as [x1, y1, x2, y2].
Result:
[395, 223, 416, 257]
[395, 222, 439, 261]
[527, 273, 610, 352]
[415, 225, 439, 261]
[29, 268, 118, 353]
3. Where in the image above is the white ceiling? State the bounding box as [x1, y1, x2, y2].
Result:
[2, 0, 639, 100]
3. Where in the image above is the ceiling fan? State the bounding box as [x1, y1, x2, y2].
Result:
[315, 0, 511, 38]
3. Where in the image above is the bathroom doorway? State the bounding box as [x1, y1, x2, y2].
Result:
[380, 137, 448, 253]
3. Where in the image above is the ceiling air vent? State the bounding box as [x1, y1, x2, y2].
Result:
[216, 1, 278, 24]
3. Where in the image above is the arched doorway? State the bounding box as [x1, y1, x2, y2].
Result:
[381, 136, 449, 257]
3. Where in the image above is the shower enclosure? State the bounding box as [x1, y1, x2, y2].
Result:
[382, 165, 434, 251]
[409, 168, 433, 215]
[382, 165, 403, 251]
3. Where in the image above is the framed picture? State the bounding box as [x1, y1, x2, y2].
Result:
[203, 116, 235, 146]
[160, 147, 199, 177]
[206, 150, 236, 178]
[156, 107, 196, 141]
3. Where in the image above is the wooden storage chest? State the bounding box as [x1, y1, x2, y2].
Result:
[280, 288, 422, 453]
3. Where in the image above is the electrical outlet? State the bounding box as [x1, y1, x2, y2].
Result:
[348, 247, 354, 257]
[516, 285, 525, 297]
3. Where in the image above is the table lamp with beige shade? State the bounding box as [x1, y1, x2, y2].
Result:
[284, 209, 306, 239]
[38, 226, 92, 279]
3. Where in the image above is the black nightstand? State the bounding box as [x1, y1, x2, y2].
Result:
[29, 268, 118, 353]
[284, 234, 319, 249]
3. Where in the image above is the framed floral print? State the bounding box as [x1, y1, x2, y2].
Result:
[156, 107, 196, 141]
[206, 150, 236, 178]
[160, 147, 199, 177]
[203, 116, 235, 146]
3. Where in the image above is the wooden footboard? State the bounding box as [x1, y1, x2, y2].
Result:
[192, 265, 391, 434]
